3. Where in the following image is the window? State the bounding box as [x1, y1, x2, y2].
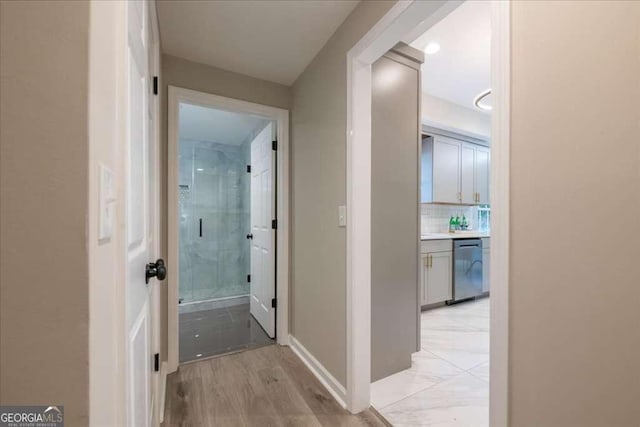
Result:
[478, 204, 491, 233]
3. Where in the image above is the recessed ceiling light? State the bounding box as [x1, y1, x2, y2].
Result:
[424, 42, 441, 55]
[196, 168, 204, 172]
[474, 89, 492, 111]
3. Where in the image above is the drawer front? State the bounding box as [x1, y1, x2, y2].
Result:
[421, 239, 453, 253]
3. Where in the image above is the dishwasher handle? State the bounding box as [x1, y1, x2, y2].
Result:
[454, 239, 482, 249]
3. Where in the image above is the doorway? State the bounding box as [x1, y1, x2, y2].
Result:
[167, 87, 290, 370]
[345, 1, 510, 425]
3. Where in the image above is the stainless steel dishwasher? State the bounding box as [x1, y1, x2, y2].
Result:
[450, 239, 484, 303]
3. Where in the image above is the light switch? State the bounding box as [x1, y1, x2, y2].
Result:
[338, 205, 347, 227]
[99, 164, 116, 241]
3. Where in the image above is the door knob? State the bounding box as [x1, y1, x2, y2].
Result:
[246, 234, 253, 240]
[146, 259, 166, 284]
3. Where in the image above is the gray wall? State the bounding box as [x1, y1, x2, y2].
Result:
[160, 54, 291, 358]
[371, 46, 423, 382]
[509, 1, 640, 425]
[0, 1, 90, 425]
[290, 1, 396, 386]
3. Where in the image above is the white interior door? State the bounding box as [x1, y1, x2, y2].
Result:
[250, 122, 276, 338]
[126, 1, 156, 426]
[147, 5, 162, 426]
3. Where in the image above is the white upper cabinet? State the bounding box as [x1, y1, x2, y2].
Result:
[460, 144, 476, 204]
[475, 146, 490, 204]
[431, 136, 461, 203]
[422, 132, 490, 205]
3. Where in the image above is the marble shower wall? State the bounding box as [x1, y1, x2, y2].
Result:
[178, 139, 251, 303]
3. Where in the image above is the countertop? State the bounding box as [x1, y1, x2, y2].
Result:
[421, 231, 490, 241]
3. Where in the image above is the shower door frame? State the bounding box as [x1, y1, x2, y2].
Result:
[167, 86, 290, 372]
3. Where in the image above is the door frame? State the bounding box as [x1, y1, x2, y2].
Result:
[166, 86, 290, 372]
[345, 1, 510, 425]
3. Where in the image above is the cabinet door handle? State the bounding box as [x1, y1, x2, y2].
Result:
[429, 254, 433, 268]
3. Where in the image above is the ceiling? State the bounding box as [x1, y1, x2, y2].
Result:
[179, 103, 267, 146]
[157, 0, 359, 86]
[409, 0, 491, 112]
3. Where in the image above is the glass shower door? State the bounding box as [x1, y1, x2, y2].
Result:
[178, 140, 250, 304]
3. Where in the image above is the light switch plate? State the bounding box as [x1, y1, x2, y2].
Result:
[99, 164, 116, 241]
[338, 205, 347, 227]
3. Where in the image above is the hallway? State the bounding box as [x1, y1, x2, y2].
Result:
[163, 345, 388, 426]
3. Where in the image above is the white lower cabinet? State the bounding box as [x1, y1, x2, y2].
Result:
[421, 240, 453, 306]
[482, 238, 490, 293]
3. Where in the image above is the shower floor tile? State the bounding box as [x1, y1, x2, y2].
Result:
[179, 303, 274, 363]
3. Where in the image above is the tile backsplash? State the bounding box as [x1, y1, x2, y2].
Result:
[421, 204, 480, 234]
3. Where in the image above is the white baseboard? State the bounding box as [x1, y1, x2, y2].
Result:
[159, 361, 168, 424]
[288, 335, 347, 408]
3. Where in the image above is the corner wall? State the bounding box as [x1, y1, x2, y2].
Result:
[0, 1, 91, 424]
[510, 1, 640, 425]
[290, 0, 396, 387]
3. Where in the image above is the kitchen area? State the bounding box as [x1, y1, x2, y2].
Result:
[420, 130, 490, 309]
[370, 1, 492, 425]
[371, 129, 492, 426]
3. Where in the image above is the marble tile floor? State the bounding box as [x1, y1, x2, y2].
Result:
[179, 303, 274, 363]
[372, 297, 489, 426]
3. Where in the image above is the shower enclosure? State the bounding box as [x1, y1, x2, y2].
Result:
[176, 102, 276, 363]
[178, 137, 251, 304]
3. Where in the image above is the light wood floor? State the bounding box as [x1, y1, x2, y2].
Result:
[162, 344, 389, 426]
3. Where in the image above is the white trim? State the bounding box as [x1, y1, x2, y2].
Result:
[289, 335, 347, 409]
[158, 361, 168, 424]
[345, 0, 510, 418]
[489, 1, 510, 426]
[167, 86, 290, 372]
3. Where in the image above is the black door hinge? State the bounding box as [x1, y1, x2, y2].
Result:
[271, 219, 277, 229]
[153, 76, 158, 95]
[247, 274, 251, 283]
[271, 298, 277, 308]
[154, 353, 160, 372]
[272, 140, 277, 151]
[246, 165, 251, 173]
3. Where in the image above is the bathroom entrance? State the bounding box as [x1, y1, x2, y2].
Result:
[175, 102, 276, 363]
